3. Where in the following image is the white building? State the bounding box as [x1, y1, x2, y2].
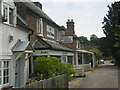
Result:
[0, 0, 34, 88]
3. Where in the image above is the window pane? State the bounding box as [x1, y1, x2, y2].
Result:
[4, 69, 6, 76]
[7, 69, 9, 75]
[0, 70, 1, 76]
[3, 77, 5, 84]
[0, 62, 1, 68]
[3, 5, 8, 22]
[0, 78, 1, 85]
[4, 61, 7, 68]
[3, 77, 9, 84]
[7, 61, 9, 68]
[9, 8, 14, 24]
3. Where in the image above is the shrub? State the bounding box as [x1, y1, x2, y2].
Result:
[33, 56, 75, 80]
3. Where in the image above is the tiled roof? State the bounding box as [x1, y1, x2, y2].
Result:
[12, 40, 34, 52]
[14, 0, 56, 26]
[33, 37, 74, 52]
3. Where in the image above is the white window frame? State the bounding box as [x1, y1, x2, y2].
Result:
[37, 18, 43, 36]
[76, 40, 81, 49]
[1, 2, 16, 26]
[0, 60, 9, 88]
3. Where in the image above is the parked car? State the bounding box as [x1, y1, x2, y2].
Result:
[111, 59, 115, 63]
[99, 59, 104, 64]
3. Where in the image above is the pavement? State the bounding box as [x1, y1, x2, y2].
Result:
[69, 61, 119, 88]
[69, 71, 92, 88]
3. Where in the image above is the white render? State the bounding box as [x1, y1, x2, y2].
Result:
[0, 0, 30, 88]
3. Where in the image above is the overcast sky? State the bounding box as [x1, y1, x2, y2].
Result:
[32, 0, 118, 39]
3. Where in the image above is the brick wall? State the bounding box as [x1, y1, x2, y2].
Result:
[26, 12, 37, 41]
[63, 39, 76, 49]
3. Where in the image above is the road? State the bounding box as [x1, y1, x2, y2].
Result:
[76, 61, 119, 88]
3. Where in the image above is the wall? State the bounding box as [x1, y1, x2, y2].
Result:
[0, 24, 28, 59]
[26, 12, 37, 41]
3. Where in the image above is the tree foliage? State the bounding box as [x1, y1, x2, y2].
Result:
[79, 36, 90, 46]
[90, 34, 100, 46]
[99, 37, 112, 57]
[102, 1, 120, 66]
[90, 48, 103, 60]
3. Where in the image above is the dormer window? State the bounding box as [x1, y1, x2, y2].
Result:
[2, 3, 16, 25]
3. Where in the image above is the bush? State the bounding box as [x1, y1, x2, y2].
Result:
[33, 56, 75, 80]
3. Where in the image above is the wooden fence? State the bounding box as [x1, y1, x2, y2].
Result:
[17, 74, 68, 89]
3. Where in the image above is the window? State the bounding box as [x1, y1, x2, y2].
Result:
[76, 40, 81, 49]
[64, 36, 73, 43]
[68, 56, 73, 65]
[47, 25, 55, 39]
[61, 56, 67, 63]
[37, 18, 43, 35]
[0, 61, 9, 86]
[2, 3, 15, 25]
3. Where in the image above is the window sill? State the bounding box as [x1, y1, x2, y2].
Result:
[3, 22, 16, 27]
[0, 83, 10, 89]
[37, 34, 43, 37]
[1, 85, 13, 90]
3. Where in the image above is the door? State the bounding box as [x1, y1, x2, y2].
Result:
[15, 59, 21, 87]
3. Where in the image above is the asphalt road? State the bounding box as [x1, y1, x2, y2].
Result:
[76, 61, 119, 88]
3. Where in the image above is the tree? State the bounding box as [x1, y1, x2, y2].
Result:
[90, 48, 103, 60]
[102, 1, 120, 66]
[90, 34, 100, 46]
[78, 36, 90, 46]
[99, 37, 112, 57]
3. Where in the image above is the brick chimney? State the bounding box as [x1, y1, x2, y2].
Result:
[33, 2, 42, 10]
[66, 19, 75, 35]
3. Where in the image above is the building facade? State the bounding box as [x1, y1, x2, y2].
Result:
[0, 0, 34, 88]
[15, 1, 75, 75]
[62, 19, 96, 73]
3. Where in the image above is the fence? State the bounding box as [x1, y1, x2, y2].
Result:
[84, 64, 91, 71]
[17, 74, 68, 89]
[74, 64, 91, 76]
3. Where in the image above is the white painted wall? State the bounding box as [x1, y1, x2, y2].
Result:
[0, 24, 28, 59]
[0, 1, 29, 88]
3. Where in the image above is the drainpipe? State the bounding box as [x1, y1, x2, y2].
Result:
[28, 30, 34, 41]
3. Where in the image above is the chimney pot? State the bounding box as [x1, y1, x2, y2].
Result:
[68, 19, 70, 22]
[71, 19, 73, 22]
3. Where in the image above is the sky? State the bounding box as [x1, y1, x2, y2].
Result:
[32, 0, 118, 39]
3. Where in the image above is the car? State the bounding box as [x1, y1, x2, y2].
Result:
[111, 59, 115, 63]
[99, 59, 104, 64]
